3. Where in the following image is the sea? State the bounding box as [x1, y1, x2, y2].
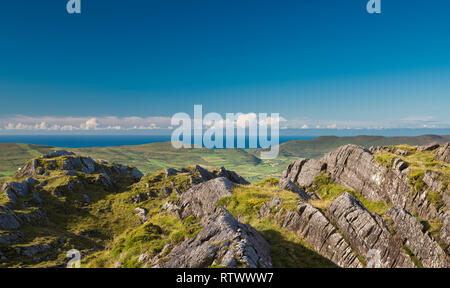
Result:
[0, 135, 315, 148]
[1, 128, 449, 148]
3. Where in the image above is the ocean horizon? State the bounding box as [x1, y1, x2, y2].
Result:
[1, 128, 450, 148]
[0, 135, 317, 148]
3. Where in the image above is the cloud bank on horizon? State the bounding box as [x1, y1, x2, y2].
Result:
[0, 114, 448, 133]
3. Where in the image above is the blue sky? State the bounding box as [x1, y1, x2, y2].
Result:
[1, 0, 450, 132]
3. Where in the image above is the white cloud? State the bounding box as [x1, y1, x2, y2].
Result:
[0, 114, 449, 132]
[0, 116, 173, 131]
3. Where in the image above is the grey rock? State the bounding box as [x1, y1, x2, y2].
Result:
[42, 150, 76, 158]
[422, 171, 444, 192]
[177, 177, 235, 220]
[395, 149, 410, 156]
[161, 201, 181, 218]
[15, 160, 38, 177]
[193, 165, 215, 181]
[1, 178, 37, 208]
[282, 159, 325, 188]
[321, 145, 428, 219]
[114, 261, 122, 268]
[418, 143, 440, 152]
[130, 167, 144, 180]
[165, 168, 179, 177]
[215, 167, 250, 185]
[138, 252, 149, 263]
[387, 206, 448, 268]
[329, 193, 415, 268]
[392, 158, 409, 173]
[435, 143, 450, 164]
[278, 178, 310, 200]
[66, 170, 77, 176]
[440, 214, 450, 253]
[81, 157, 96, 174]
[155, 207, 272, 268]
[134, 207, 148, 223]
[20, 244, 51, 258]
[259, 199, 362, 268]
[0, 211, 20, 230]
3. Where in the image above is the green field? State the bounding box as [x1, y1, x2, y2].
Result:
[1, 134, 449, 183]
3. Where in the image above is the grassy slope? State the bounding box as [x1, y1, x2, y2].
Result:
[2, 143, 449, 268]
[1, 135, 449, 183]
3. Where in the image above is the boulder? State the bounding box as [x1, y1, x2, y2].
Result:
[177, 177, 235, 220]
[134, 207, 148, 223]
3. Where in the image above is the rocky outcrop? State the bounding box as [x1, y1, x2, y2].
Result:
[278, 178, 310, 200]
[323, 145, 411, 205]
[282, 159, 326, 188]
[1, 178, 36, 207]
[423, 171, 444, 193]
[176, 177, 235, 220]
[441, 215, 450, 253]
[387, 206, 448, 268]
[259, 197, 362, 268]
[15, 151, 143, 182]
[329, 193, 415, 268]
[418, 143, 440, 152]
[154, 207, 272, 268]
[435, 143, 450, 164]
[42, 150, 76, 158]
[215, 167, 250, 185]
[191, 165, 250, 185]
[0, 207, 20, 230]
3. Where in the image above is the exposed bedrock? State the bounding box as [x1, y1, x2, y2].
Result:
[154, 207, 272, 268]
[387, 206, 448, 268]
[259, 197, 362, 268]
[329, 193, 415, 268]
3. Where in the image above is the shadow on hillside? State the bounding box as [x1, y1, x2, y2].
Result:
[259, 229, 338, 268]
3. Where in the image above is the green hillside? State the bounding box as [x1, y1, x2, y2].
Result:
[1, 135, 449, 183]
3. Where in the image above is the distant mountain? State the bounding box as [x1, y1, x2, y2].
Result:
[274, 134, 450, 159]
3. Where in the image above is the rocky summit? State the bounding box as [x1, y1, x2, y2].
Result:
[0, 144, 449, 268]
